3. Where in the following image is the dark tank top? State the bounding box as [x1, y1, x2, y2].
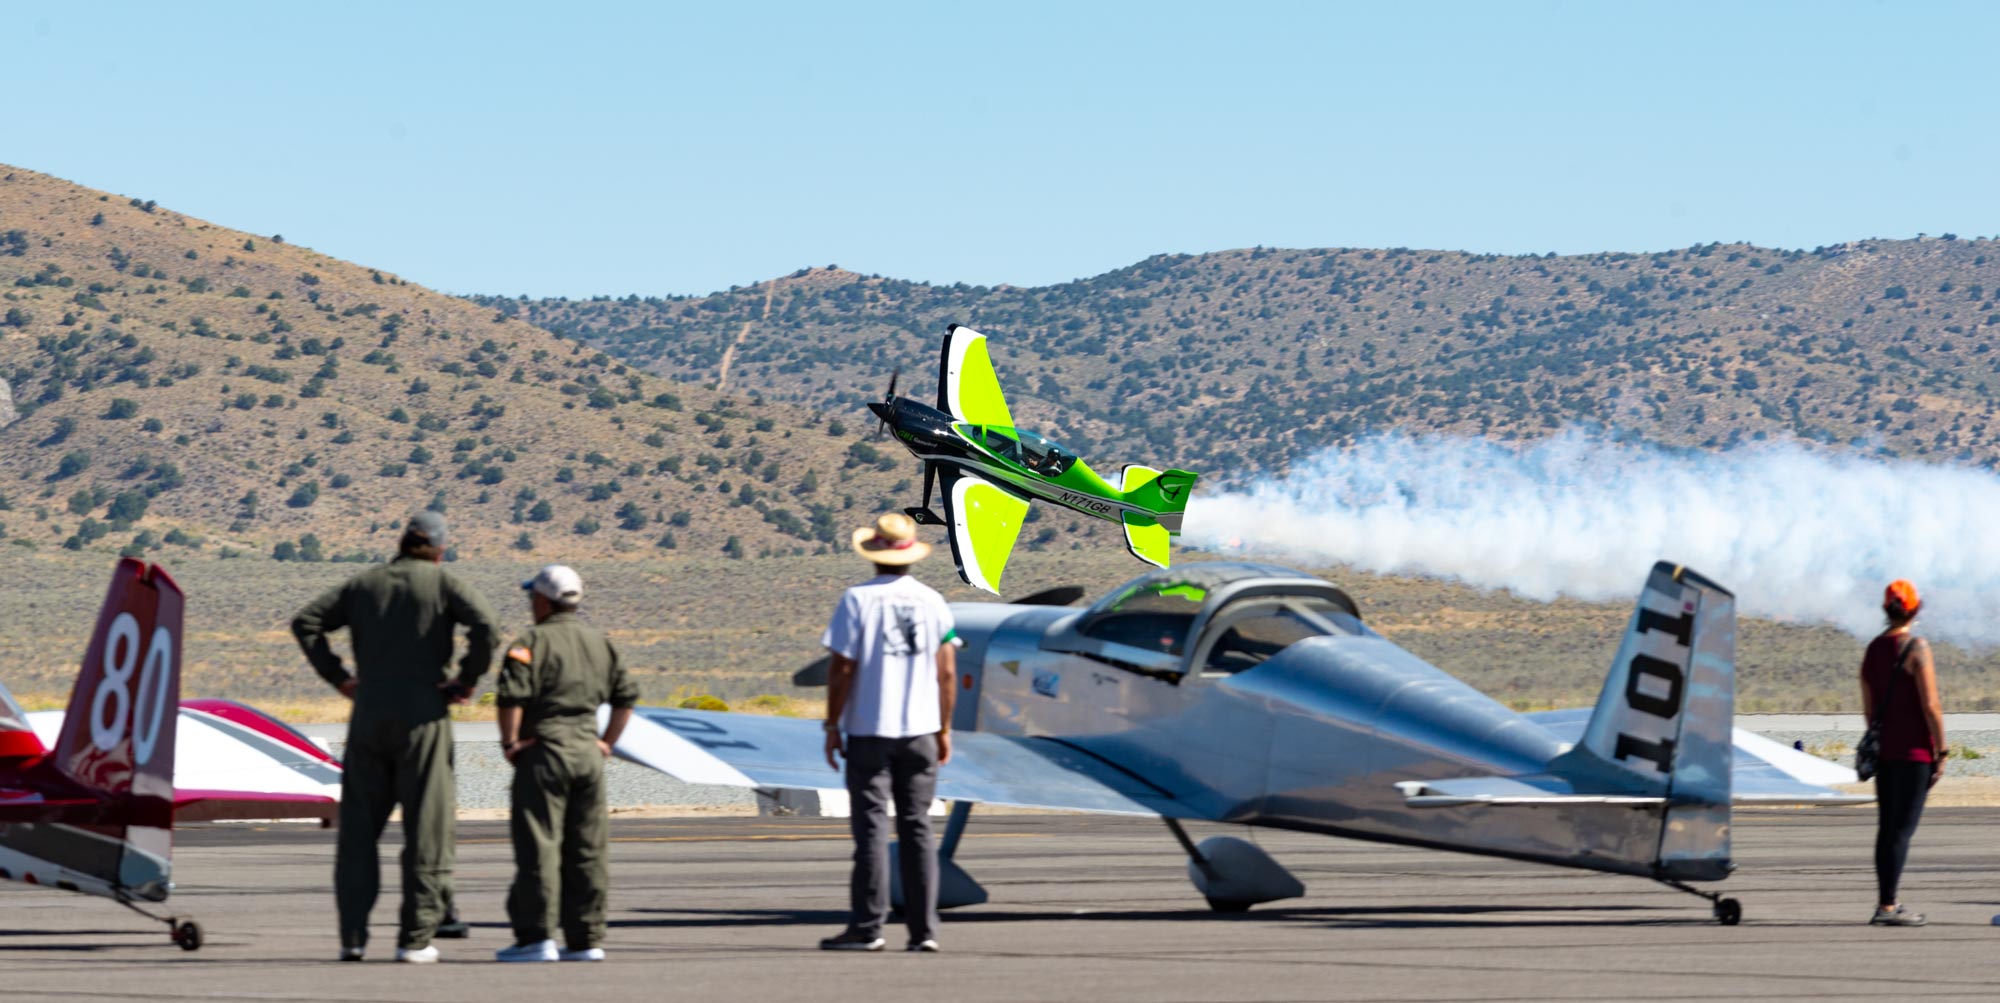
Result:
[1862, 633, 1934, 763]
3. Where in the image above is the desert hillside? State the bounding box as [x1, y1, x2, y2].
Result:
[0, 165, 987, 563]
[487, 240, 2000, 477]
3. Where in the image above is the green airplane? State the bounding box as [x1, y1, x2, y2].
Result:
[867, 325, 1200, 593]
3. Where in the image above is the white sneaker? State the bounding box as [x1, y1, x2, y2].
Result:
[495, 939, 559, 963]
[558, 947, 606, 962]
[338, 946, 365, 962]
[395, 945, 440, 964]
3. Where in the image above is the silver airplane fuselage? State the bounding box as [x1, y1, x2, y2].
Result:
[947, 568, 1721, 881]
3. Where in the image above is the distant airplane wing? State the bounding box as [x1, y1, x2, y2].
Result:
[612, 707, 1205, 819]
[940, 468, 1032, 594]
[1524, 708, 1868, 805]
[938, 324, 1015, 427]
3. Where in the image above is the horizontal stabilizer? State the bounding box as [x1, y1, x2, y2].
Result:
[1396, 774, 1667, 808]
[1526, 707, 1870, 806]
[1121, 512, 1171, 568]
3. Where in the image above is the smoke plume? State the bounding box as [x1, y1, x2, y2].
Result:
[1184, 430, 2000, 645]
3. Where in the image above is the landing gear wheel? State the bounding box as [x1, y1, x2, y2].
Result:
[1714, 898, 1742, 926]
[174, 920, 203, 951]
[1205, 897, 1253, 914]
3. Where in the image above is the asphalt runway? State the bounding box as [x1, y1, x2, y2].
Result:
[6, 810, 2000, 1002]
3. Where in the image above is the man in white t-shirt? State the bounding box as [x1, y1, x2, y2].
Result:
[817, 512, 957, 954]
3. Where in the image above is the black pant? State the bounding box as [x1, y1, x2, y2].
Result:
[1874, 759, 1934, 906]
[844, 734, 940, 942]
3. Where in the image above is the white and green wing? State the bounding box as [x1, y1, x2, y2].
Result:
[941, 468, 1031, 594]
[938, 324, 1015, 427]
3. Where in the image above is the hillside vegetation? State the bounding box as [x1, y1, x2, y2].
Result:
[0, 165, 964, 563]
[12, 548, 1997, 715]
[486, 240, 2000, 477]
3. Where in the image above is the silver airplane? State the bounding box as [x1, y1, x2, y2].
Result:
[607, 561, 1862, 924]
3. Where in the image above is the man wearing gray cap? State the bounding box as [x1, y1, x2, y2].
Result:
[292, 511, 501, 963]
[494, 564, 638, 963]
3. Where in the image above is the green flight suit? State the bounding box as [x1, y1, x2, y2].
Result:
[292, 555, 501, 951]
[496, 611, 638, 949]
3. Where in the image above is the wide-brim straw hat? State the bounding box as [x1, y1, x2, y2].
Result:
[851, 512, 931, 565]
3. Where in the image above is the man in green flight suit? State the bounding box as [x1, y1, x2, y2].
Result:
[493, 564, 638, 963]
[291, 512, 501, 963]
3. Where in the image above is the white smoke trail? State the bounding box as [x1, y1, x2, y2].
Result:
[1184, 430, 2000, 646]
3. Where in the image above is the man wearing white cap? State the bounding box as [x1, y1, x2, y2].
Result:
[818, 513, 956, 953]
[493, 564, 638, 963]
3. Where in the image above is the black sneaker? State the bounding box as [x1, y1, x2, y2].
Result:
[907, 938, 940, 953]
[434, 918, 470, 939]
[819, 930, 886, 952]
[1870, 905, 1927, 927]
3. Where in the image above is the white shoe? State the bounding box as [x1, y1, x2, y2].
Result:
[558, 947, 606, 962]
[395, 945, 440, 964]
[338, 946, 365, 962]
[495, 939, 559, 963]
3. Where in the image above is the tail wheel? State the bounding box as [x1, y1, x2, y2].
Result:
[174, 920, 203, 951]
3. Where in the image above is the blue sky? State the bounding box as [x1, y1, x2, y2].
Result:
[6, 1, 1995, 298]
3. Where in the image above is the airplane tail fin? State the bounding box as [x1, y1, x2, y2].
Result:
[53, 558, 184, 815]
[1401, 563, 1737, 881]
[48, 559, 183, 900]
[1120, 465, 1199, 532]
[1568, 561, 1736, 879]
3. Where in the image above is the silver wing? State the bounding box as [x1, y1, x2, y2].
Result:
[608, 706, 1204, 818]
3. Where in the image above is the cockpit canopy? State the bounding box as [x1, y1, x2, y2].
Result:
[1059, 562, 1369, 678]
[957, 424, 1079, 477]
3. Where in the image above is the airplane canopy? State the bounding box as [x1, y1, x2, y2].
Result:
[957, 423, 1080, 477]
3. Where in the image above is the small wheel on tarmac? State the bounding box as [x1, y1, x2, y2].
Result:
[1714, 898, 1742, 926]
[1206, 897, 1253, 914]
[174, 920, 203, 951]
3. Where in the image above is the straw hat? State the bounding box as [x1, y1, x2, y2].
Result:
[851, 512, 932, 565]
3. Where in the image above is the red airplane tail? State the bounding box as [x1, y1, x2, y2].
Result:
[51, 558, 184, 829]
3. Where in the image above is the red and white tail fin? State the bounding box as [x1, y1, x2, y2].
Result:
[51, 558, 183, 828]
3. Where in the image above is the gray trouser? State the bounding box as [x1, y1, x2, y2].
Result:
[844, 734, 940, 941]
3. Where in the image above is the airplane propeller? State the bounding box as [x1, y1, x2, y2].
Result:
[873, 369, 901, 439]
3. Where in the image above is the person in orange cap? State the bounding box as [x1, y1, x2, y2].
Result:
[816, 513, 957, 954]
[1859, 578, 1947, 927]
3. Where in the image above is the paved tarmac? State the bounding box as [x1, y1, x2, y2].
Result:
[6, 809, 2000, 1001]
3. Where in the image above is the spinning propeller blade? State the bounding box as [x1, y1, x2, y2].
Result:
[873, 369, 901, 439]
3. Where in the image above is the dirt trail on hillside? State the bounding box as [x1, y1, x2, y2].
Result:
[716, 281, 776, 391]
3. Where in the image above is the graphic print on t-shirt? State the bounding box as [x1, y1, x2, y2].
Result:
[883, 602, 921, 656]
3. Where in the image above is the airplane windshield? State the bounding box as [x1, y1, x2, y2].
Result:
[976, 426, 1077, 477]
[1077, 577, 1210, 655]
[1200, 596, 1368, 676]
[0, 679, 32, 736]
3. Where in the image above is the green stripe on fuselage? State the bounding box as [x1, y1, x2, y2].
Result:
[947, 426, 1148, 523]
